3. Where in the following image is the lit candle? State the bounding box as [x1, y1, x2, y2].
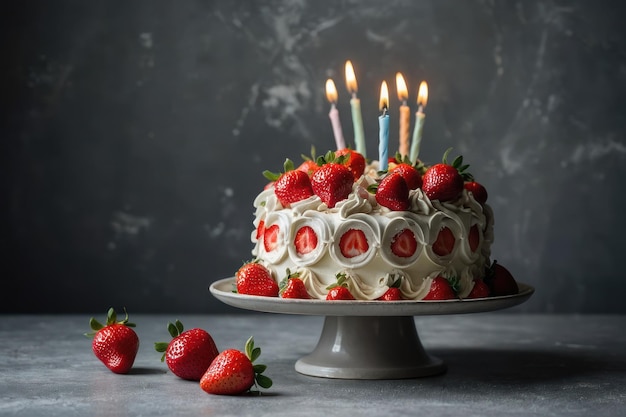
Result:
[325, 79, 346, 150]
[396, 72, 410, 158]
[345, 60, 366, 157]
[378, 81, 390, 171]
[409, 81, 428, 164]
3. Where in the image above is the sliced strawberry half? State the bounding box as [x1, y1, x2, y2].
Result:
[390, 229, 418, 258]
[432, 226, 455, 256]
[468, 224, 480, 252]
[263, 224, 280, 252]
[338, 229, 369, 258]
[255, 220, 265, 240]
[294, 226, 318, 255]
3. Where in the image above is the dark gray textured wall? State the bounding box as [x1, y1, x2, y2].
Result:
[4, 1, 626, 314]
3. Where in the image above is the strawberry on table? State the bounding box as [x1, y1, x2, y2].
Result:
[374, 172, 410, 211]
[326, 273, 356, 300]
[422, 148, 473, 202]
[154, 320, 219, 381]
[85, 307, 139, 374]
[422, 276, 458, 300]
[279, 270, 310, 299]
[235, 261, 279, 297]
[263, 159, 314, 207]
[200, 336, 272, 396]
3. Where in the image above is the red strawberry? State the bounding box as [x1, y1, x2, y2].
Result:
[377, 287, 402, 301]
[235, 261, 279, 297]
[423, 276, 457, 300]
[390, 163, 422, 190]
[338, 228, 369, 258]
[263, 224, 280, 253]
[200, 337, 272, 395]
[326, 273, 355, 300]
[422, 148, 472, 202]
[264, 159, 314, 207]
[390, 228, 418, 258]
[466, 279, 491, 299]
[468, 224, 480, 252]
[485, 261, 519, 296]
[432, 226, 455, 256]
[294, 225, 318, 255]
[310, 162, 354, 208]
[335, 148, 366, 180]
[464, 181, 488, 204]
[375, 173, 410, 211]
[86, 307, 139, 374]
[279, 271, 310, 299]
[154, 320, 219, 381]
[297, 159, 320, 176]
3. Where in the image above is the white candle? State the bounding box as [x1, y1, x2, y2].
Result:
[325, 79, 346, 150]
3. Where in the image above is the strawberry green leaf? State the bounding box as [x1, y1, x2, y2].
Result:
[154, 342, 168, 362]
[245, 336, 255, 360]
[89, 317, 104, 332]
[174, 320, 184, 334]
[167, 322, 179, 338]
[250, 347, 261, 363]
[263, 170, 280, 181]
[255, 374, 273, 389]
[106, 307, 117, 325]
[253, 364, 267, 373]
[283, 158, 295, 172]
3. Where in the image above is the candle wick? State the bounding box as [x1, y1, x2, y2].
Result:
[382, 107, 388, 117]
[351, 92, 357, 99]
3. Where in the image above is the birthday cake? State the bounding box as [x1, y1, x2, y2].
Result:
[234, 147, 518, 301]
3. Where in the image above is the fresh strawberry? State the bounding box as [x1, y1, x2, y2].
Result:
[154, 320, 219, 381]
[279, 270, 310, 299]
[468, 224, 480, 252]
[297, 159, 320, 176]
[466, 279, 491, 299]
[263, 224, 280, 253]
[200, 337, 272, 395]
[464, 181, 488, 204]
[310, 151, 354, 208]
[390, 163, 422, 190]
[485, 261, 519, 296]
[335, 148, 366, 180]
[377, 277, 403, 301]
[432, 226, 455, 256]
[235, 261, 279, 297]
[338, 228, 369, 258]
[375, 173, 410, 211]
[326, 273, 355, 300]
[86, 307, 139, 374]
[390, 228, 418, 258]
[263, 159, 313, 207]
[422, 276, 458, 300]
[422, 148, 473, 202]
[294, 225, 318, 255]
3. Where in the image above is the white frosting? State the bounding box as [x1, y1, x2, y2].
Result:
[250, 163, 494, 300]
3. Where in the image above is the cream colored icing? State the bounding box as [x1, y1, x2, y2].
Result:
[250, 163, 494, 300]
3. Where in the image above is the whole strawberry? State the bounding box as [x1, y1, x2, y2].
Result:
[236, 261, 279, 297]
[485, 260, 519, 296]
[263, 159, 313, 207]
[310, 151, 354, 208]
[335, 148, 366, 180]
[422, 276, 458, 300]
[466, 279, 491, 299]
[200, 336, 272, 395]
[86, 307, 139, 374]
[390, 163, 422, 190]
[377, 277, 403, 301]
[464, 181, 488, 204]
[374, 172, 410, 211]
[326, 273, 355, 300]
[154, 320, 219, 381]
[422, 148, 472, 202]
[279, 271, 310, 299]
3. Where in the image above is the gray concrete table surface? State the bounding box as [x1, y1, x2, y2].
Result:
[1, 313, 625, 417]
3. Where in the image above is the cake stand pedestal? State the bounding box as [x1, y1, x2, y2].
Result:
[209, 278, 534, 380]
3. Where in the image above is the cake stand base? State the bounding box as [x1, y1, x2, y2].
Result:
[295, 316, 446, 379]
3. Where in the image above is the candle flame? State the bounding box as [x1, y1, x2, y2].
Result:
[417, 81, 428, 107]
[325, 79, 338, 103]
[395, 72, 408, 102]
[379, 81, 389, 111]
[345, 60, 358, 94]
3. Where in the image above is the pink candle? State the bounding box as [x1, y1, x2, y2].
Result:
[396, 73, 410, 157]
[325, 79, 346, 150]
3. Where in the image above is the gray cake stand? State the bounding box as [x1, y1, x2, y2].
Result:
[209, 277, 534, 380]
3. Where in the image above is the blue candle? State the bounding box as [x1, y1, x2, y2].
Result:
[378, 81, 390, 171]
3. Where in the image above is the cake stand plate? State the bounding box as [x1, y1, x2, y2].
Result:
[209, 278, 534, 379]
